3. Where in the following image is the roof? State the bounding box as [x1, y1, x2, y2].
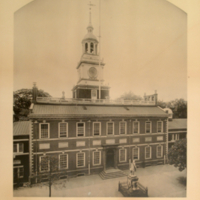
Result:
[168, 119, 187, 129]
[83, 32, 98, 42]
[13, 121, 30, 136]
[29, 104, 168, 118]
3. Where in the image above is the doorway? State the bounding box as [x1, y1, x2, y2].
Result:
[106, 149, 114, 168]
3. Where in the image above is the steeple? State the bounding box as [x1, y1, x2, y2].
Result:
[71, 1, 110, 100]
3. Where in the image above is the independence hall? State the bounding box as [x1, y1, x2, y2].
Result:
[27, 16, 169, 182]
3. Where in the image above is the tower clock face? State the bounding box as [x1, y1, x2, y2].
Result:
[88, 67, 98, 78]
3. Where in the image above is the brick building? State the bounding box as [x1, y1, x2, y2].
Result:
[28, 18, 169, 182]
[13, 121, 30, 186]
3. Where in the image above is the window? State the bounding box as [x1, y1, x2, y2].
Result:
[157, 121, 163, 133]
[93, 122, 101, 136]
[172, 134, 179, 141]
[14, 166, 24, 179]
[76, 152, 85, 168]
[40, 123, 49, 139]
[119, 149, 127, 162]
[145, 121, 151, 133]
[145, 146, 151, 159]
[85, 43, 88, 52]
[40, 156, 49, 172]
[13, 143, 24, 153]
[77, 122, 85, 137]
[93, 151, 101, 165]
[59, 154, 68, 169]
[90, 43, 94, 53]
[59, 122, 68, 138]
[133, 121, 139, 134]
[119, 121, 126, 135]
[157, 145, 163, 158]
[132, 147, 139, 160]
[107, 122, 114, 135]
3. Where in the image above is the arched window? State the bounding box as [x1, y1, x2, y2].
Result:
[90, 43, 94, 53]
[85, 43, 88, 53]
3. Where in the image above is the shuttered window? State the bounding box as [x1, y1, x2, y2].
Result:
[157, 146, 163, 158]
[59, 154, 68, 169]
[107, 122, 114, 135]
[133, 121, 139, 134]
[40, 123, 49, 138]
[119, 121, 126, 135]
[157, 121, 163, 133]
[93, 122, 101, 136]
[59, 123, 68, 137]
[145, 122, 151, 133]
[77, 123, 85, 137]
[119, 149, 127, 162]
[145, 146, 151, 159]
[40, 156, 49, 172]
[77, 152, 85, 167]
[93, 151, 101, 165]
[132, 147, 139, 160]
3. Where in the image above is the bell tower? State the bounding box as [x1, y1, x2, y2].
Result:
[72, 2, 110, 100]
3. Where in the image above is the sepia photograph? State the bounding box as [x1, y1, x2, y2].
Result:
[12, 0, 188, 197]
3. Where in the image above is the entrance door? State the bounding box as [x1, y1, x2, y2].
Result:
[106, 149, 114, 168]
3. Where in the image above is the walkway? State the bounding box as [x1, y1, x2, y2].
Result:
[13, 164, 186, 197]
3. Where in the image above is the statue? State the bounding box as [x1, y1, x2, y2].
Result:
[130, 159, 137, 175]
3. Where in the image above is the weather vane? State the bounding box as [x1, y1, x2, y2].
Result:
[88, 1, 95, 24]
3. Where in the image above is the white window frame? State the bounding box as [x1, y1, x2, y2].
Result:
[39, 123, 50, 139]
[157, 121, 163, 133]
[76, 152, 85, 168]
[145, 146, 152, 159]
[93, 151, 101, 166]
[58, 122, 68, 138]
[119, 121, 127, 135]
[119, 149, 127, 163]
[145, 121, 152, 133]
[93, 122, 101, 136]
[133, 121, 140, 134]
[14, 166, 24, 178]
[172, 134, 175, 141]
[59, 154, 68, 170]
[76, 122, 85, 137]
[156, 145, 163, 158]
[175, 134, 180, 140]
[107, 122, 114, 135]
[39, 156, 50, 172]
[132, 147, 140, 160]
[13, 143, 24, 153]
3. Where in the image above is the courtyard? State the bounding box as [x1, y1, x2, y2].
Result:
[13, 164, 186, 197]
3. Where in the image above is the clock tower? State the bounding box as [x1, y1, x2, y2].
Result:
[72, 9, 110, 100]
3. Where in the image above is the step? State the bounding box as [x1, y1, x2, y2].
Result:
[99, 169, 127, 180]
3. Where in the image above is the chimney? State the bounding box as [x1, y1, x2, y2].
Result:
[154, 90, 158, 105]
[32, 82, 38, 103]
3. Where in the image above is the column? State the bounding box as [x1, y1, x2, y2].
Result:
[103, 149, 106, 171]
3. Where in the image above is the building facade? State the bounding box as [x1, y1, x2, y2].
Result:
[28, 18, 169, 183]
[13, 121, 30, 187]
[168, 118, 187, 149]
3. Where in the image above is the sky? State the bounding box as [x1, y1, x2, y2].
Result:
[14, 0, 187, 101]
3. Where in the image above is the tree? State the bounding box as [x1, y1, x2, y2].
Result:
[168, 138, 187, 171]
[116, 91, 142, 101]
[37, 155, 68, 197]
[13, 89, 51, 121]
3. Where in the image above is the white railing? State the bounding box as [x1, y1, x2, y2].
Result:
[36, 97, 156, 105]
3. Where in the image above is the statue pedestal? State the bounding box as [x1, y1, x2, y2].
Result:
[127, 174, 139, 190]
